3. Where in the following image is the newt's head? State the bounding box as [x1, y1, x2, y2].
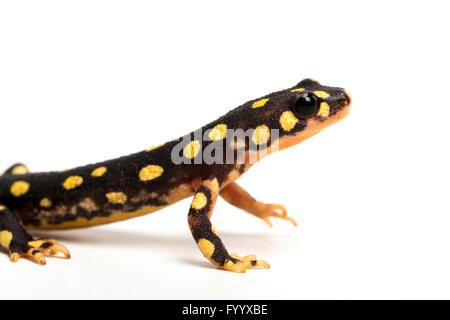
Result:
[200, 78, 351, 164]
[274, 78, 351, 150]
[234, 78, 351, 153]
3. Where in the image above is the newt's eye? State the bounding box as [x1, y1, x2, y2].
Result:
[291, 92, 319, 119]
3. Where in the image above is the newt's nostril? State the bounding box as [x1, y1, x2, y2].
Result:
[343, 90, 352, 105]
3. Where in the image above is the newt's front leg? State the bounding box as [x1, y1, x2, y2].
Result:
[188, 178, 269, 273]
[220, 182, 297, 228]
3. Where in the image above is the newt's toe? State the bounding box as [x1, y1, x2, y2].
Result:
[9, 252, 20, 263]
[255, 202, 298, 227]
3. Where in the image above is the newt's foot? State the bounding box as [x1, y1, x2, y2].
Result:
[9, 239, 70, 265]
[222, 254, 270, 273]
[254, 202, 297, 228]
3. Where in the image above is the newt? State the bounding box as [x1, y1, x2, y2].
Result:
[0, 78, 351, 273]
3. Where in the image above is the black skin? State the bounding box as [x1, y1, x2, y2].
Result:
[0, 78, 350, 268]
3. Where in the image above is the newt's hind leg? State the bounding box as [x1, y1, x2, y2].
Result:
[220, 182, 297, 228]
[0, 204, 70, 265]
[2, 163, 29, 176]
[188, 178, 269, 273]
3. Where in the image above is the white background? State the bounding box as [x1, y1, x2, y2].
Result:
[0, 0, 449, 299]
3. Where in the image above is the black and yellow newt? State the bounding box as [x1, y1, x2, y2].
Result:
[0, 78, 351, 273]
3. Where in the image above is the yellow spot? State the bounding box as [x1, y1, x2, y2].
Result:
[139, 165, 164, 182]
[106, 192, 128, 204]
[211, 225, 219, 236]
[252, 125, 270, 145]
[317, 102, 330, 117]
[40, 198, 52, 208]
[291, 88, 305, 92]
[192, 192, 207, 210]
[183, 140, 201, 159]
[11, 165, 28, 175]
[0, 205, 5, 211]
[314, 90, 330, 98]
[208, 124, 227, 141]
[224, 259, 235, 268]
[252, 98, 269, 109]
[198, 238, 215, 258]
[146, 144, 164, 152]
[28, 240, 46, 247]
[10, 181, 30, 197]
[0, 231, 13, 249]
[62, 176, 83, 190]
[91, 166, 107, 177]
[279, 111, 299, 131]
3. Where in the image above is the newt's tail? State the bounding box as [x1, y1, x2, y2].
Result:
[2, 163, 29, 176]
